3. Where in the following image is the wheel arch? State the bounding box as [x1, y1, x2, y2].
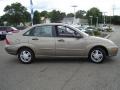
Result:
[88, 45, 109, 56]
[17, 46, 35, 55]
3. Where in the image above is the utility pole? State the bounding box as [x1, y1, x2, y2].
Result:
[96, 17, 98, 27]
[113, 5, 115, 16]
[89, 16, 93, 26]
[72, 5, 77, 24]
[30, 0, 34, 25]
[102, 12, 107, 25]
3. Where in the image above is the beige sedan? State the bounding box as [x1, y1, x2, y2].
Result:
[5, 23, 118, 64]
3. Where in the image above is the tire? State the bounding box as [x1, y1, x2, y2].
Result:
[88, 48, 106, 63]
[18, 48, 35, 64]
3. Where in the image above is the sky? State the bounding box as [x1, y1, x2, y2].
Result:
[0, 0, 120, 16]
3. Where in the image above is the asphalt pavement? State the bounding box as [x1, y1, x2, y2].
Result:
[0, 25, 120, 90]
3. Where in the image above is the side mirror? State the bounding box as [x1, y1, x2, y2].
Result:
[75, 34, 82, 38]
[74, 31, 82, 38]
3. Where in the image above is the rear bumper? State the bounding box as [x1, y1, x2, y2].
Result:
[5, 46, 17, 55]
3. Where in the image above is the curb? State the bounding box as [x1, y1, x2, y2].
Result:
[104, 34, 111, 39]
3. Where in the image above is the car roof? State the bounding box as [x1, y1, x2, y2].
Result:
[33, 23, 70, 27]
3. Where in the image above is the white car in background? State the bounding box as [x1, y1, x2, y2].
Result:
[102, 25, 109, 31]
[71, 25, 86, 32]
[75, 26, 86, 32]
[99, 24, 110, 31]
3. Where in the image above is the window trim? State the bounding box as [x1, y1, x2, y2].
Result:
[23, 25, 55, 37]
[23, 27, 35, 36]
[55, 25, 80, 38]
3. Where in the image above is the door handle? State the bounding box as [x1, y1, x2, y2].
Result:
[32, 38, 39, 40]
[58, 39, 64, 42]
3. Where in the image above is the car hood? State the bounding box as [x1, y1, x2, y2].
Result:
[85, 36, 117, 47]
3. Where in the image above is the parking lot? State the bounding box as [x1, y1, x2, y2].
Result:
[0, 25, 120, 90]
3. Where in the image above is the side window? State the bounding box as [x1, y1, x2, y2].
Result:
[23, 27, 35, 36]
[23, 26, 53, 37]
[57, 26, 75, 37]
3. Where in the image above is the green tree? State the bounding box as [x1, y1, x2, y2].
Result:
[33, 10, 40, 25]
[49, 10, 65, 23]
[40, 11, 48, 18]
[66, 13, 74, 17]
[23, 11, 31, 23]
[4, 2, 30, 26]
[75, 10, 86, 18]
[0, 17, 4, 26]
[0, 14, 9, 25]
[86, 7, 102, 25]
[60, 12, 66, 19]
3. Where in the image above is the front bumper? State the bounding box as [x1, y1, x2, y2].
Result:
[108, 47, 118, 56]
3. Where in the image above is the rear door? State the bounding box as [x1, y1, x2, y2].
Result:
[23, 25, 55, 56]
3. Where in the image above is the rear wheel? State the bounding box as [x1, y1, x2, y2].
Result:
[18, 48, 35, 64]
[89, 48, 106, 63]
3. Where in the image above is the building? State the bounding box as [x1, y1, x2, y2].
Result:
[61, 17, 88, 25]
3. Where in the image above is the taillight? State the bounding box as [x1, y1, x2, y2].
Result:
[5, 38, 11, 45]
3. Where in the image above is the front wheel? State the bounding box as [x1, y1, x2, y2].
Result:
[88, 48, 106, 63]
[18, 48, 35, 64]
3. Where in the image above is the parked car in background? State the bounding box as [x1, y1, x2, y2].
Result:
[101, 24, 109, 31]
[5, 23, 118, 64]
[74, 25, 95, 36]
[72, 25, 86, 33]
[16, 26, 27, 30]
[0, 27, 7, 40]
[0, 26, 19, 33]
[77, 27, 86, 32]
[98, 24, 112, 31]
[0, 26, 20, 40]
[85, 26, 96, 35]
[85, 26, 95, 31]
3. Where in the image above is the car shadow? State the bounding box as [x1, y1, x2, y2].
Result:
[33, 57, 115, 64]
[34, 58, 87, 64]
[104, 57, 117, 64]
[8, 56, 115, 64]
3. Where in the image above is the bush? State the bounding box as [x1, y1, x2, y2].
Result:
[106, 28, 113, 32]
[85, 30, 94, 36]
[93, 30, 101, 36]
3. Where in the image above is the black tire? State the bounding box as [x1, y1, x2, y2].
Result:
[18, 48, 35, 64]
[88, 48, 106, 63]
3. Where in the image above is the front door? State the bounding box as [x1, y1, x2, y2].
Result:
[55, 25, 86, 56]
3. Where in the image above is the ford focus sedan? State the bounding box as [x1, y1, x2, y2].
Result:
[5, 23, 118, 64]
